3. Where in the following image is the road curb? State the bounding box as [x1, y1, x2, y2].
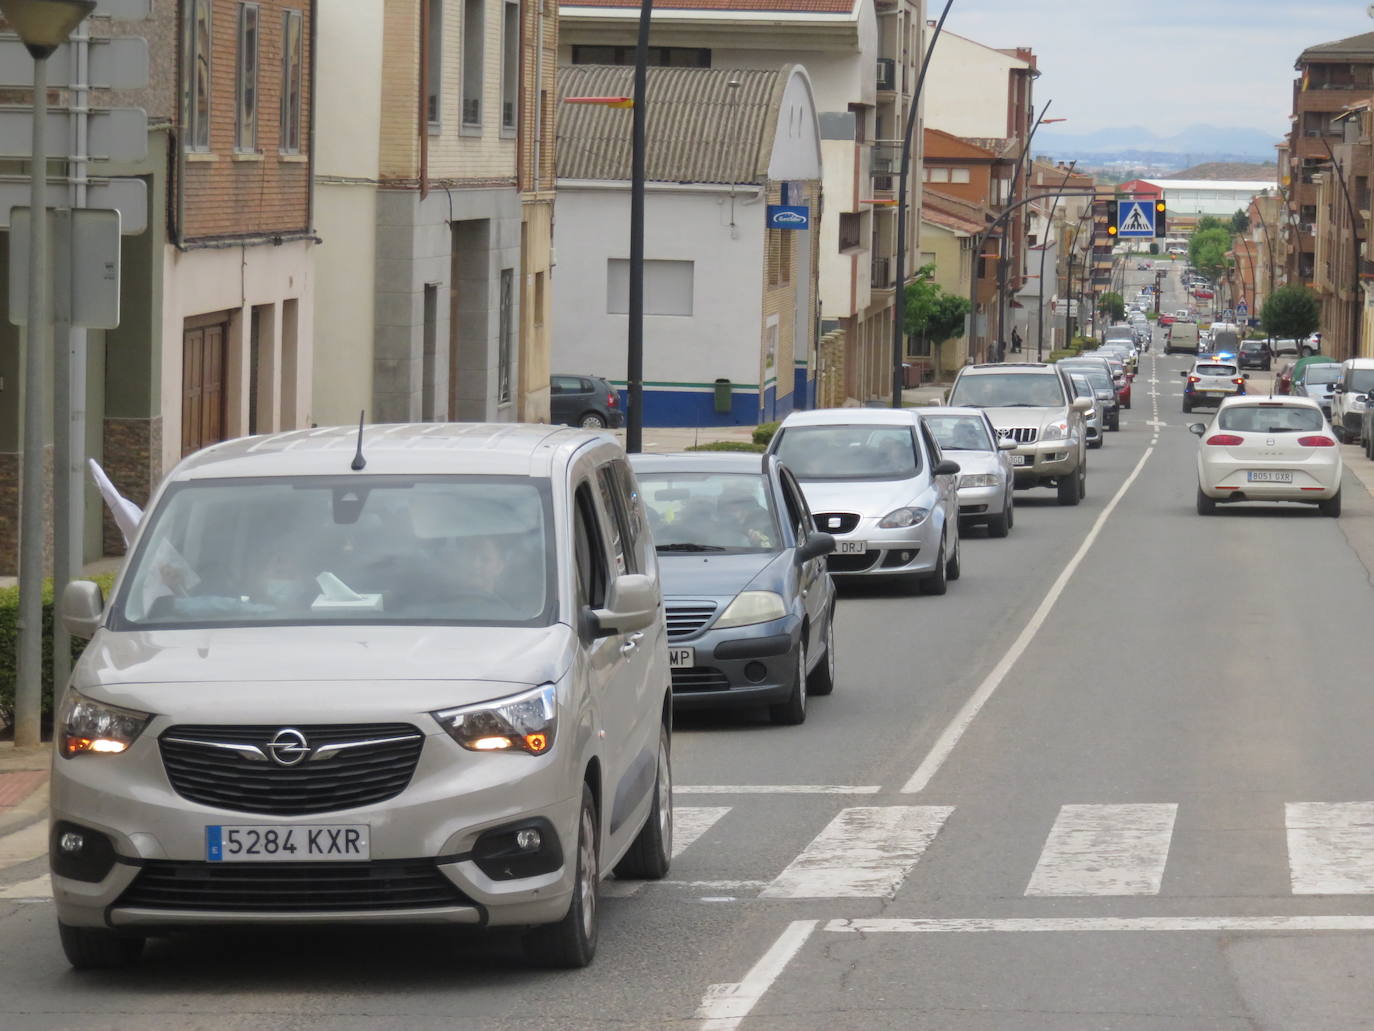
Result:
[0, 780, 48, 840]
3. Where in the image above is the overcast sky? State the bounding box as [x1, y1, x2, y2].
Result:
[940, 1, 1371, 139]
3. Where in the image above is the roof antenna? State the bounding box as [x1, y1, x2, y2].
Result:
[351, 411, 367, 471]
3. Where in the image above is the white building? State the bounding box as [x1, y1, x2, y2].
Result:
[554, 65, 822, 425]
[1141, 179, 1274, 220]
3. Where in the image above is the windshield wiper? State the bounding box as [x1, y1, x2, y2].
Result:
[657, 543, 728, 552]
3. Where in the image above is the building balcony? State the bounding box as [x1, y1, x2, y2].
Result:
[872, 256, 894, 290]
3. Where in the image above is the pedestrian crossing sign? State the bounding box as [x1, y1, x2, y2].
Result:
[1116, 200, 1156, 238]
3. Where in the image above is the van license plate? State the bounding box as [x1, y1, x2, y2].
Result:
[1247, 471, 1293, 483]
[206, 825, 370, 862]
[1010, 454, 1028, 466]
[668, 647, 695, 669]
[836, 540, 868, 554]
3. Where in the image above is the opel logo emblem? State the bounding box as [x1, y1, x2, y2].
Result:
[266, 728, 310, 767]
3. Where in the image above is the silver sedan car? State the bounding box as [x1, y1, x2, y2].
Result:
[767, 409, 962, 595]
[921, 407, 1017, 537]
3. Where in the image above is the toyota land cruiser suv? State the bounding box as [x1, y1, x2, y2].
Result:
[946, 363, 1093, 506]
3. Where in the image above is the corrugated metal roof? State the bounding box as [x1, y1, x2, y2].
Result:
[557, 65, 783, 184]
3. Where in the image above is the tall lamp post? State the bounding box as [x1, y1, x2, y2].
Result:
[1, 0, 97, 748]
[888, 0, 955, 409]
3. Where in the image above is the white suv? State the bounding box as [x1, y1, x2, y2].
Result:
[52, 424, 672, 970]
[1330, 358, 1374, 444]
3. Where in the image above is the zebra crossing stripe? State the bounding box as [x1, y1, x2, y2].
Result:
[759, 806, 953, 899]
[674, 807, 732, 859]
[1025, 804, 1177, 896]
[1287, 802, 1374, 894]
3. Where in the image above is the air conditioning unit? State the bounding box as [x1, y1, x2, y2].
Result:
[872, 174, 894, 192]
[876, 58, 896, 91]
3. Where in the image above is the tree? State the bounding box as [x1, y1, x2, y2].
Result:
[1230, 209, 1251, 235]
[1148, 242, 1159, 255]
[1195, 215, 1226, 234]
[904, 263, 971, 347]
[1098, 291, 1126, 323]
[1188, 226, 1232, 282]
[1260, 284, 1320, 340]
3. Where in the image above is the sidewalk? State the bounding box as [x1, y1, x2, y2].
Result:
[0, 742, 49, 838]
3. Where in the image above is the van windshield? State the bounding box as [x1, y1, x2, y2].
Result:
[111, 476, 557, 629]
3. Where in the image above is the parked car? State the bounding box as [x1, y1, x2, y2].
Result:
[1191, 396, 1342, 516]
[551, 374, 623, 429]
[921, 407, 1017, 537]
[1236, 340, 1272, 371]
[768, 409, 962, 595]
[945, 362, 1091, 506]
[1269, 338, 1317, 357]
[1193, 288, 1215, 300]
[50, 423, 674, 970]
[1160, 314, 1176, 327]
[1293, 361, 1342, 420]
[1330, 357, 1374, 444]
[1181, 358, 1248, 412]
[629, 452, 835, 725]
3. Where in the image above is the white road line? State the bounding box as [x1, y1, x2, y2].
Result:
[826, 916, 1374, 934]
[900, 444, 1155, 794]
[1287, 802, 1374, 894]
[676, 785, 881, 795]
[0, 874, 51, 900]
[696, 919, 818, 1031]
[759, 806, 952, 899]
[674, 806, 733, 860]
[1025, 804, 1177, 896]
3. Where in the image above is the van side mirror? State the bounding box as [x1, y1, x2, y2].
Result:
[1070, 397, 1093, 413]
[591, 573, 659, 638]
[797, 532, 835, 563]
[60, 580, 105, 641]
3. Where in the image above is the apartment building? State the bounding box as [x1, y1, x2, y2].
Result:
[558, 0, 926, 409]
[1309, 103, 1371, 360]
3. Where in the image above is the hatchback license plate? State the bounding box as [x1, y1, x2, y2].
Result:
[668, 647, 695, 669]
[836, 540, 868, 554]
[207, 824, 369, 862]
[1247, 471, 1294, 483]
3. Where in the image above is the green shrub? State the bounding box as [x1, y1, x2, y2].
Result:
[0, 574, 117, 732]
[752, 421, 780, 447]
[686, 441, 767, 453]
[1047, 349, 1076, 363]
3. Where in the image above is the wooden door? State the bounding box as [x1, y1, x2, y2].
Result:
[182, 319, 227, 456]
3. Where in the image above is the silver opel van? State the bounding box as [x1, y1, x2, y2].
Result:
[51, 423, 672, 970]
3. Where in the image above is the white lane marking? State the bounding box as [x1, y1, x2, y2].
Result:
[826, 916, 1374, 934]
[674, 806, 732, 860]
[1287, 802, 1374, 894]
[696, 919, 818, 1031]
[676, 785, 881, 795]
[1025, 804, 1177, 896]
[0, 820, 47, 868]
[759, 806, 953, 899]
[0, 874, 51, 900]
[901, 444, 1156, 794]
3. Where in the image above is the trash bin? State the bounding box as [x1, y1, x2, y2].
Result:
[902, 363, 921, 389]
[713, 378, 732, 415]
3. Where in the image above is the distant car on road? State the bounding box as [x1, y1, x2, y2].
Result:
[550, 374, 623, 429]
[922, 407, 1017, 537]
[1236, 340, 1272, 371]
[1181, 358, 1248, 413]
[1191, 396, 1342, 517]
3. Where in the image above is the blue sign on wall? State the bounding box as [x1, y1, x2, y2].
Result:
[767, 205, 810, 230]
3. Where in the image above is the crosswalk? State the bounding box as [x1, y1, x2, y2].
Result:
[9, 801, 1374, 905]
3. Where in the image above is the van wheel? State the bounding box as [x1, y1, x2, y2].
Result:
[524, 785, 599, 968]
[58, 923, 144, 970]
[1057, 471, 1080, 506]
[770, 637, 808, 725]
[808, 611, 836, 696]
[614, 726, 672, 880]
[919, 535, 949, 595]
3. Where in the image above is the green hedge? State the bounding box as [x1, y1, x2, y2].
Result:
[1047, 349, 1077, 363]
[686, 441, 767, 453]
[0, 575, 117, 732]
[752, 422, 780, 447]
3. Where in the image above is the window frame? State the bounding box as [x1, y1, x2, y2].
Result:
[500, 0, 519, 136]
[184, 0, 213, 153]
[461, 0, 485, 130]
[573, 483, 610, 611]
[235, 3, 260, 153]
[280, 8, 304, 154]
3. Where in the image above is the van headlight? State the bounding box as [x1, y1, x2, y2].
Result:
[1041, 422, 1068, 441]
[433, 684, 557, 756]
[878, 507, 930, 528]
[715, 591, 787, 629]
[59, 689, 152, 759]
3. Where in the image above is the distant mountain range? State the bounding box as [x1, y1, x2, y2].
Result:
[1035, 124, 1282, 165]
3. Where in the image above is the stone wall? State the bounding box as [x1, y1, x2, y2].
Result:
[100, 417, 162, 557]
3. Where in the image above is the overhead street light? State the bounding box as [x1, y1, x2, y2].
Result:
[0, 0, 97, 748]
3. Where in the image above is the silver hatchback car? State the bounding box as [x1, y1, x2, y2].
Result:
[51, 424, 673, 970]
[767, 409, 962, 595]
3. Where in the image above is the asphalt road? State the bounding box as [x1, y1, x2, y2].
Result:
[4, 261, 1374, 1029]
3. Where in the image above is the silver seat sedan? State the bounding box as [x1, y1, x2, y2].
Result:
[767, 409, 962, 595]
[921, 407, 1017, 537]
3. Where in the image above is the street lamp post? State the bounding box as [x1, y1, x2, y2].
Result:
[0, 0, 98, 748]
[1035, 160, 1077, 360]
[888, 0, 954, 409]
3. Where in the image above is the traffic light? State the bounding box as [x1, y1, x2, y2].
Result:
[1107, 202, 1119, 239]
[1154, 198, 1167, 237]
